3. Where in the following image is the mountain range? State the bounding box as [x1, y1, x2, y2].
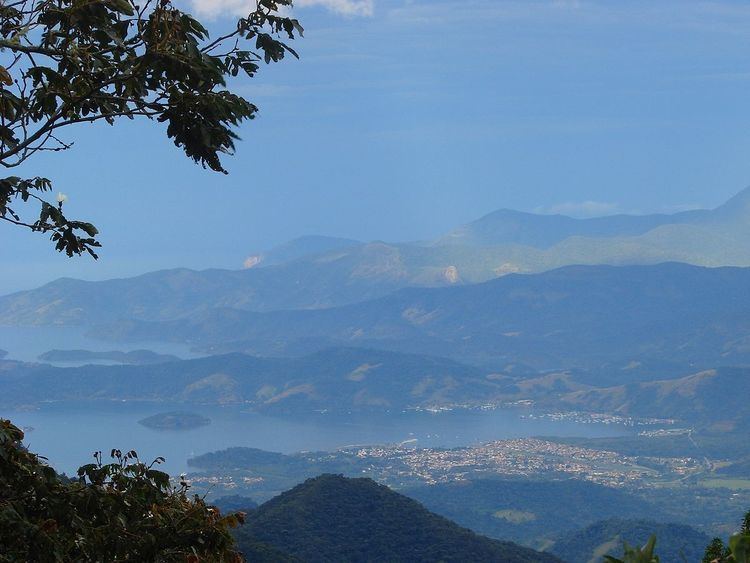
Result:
[5, 264, 750, 423]
[5, 347, 745, 427]
[90, 263, 750, 371]
[0, 347, 501, 412]
[3, 187, 750, 326]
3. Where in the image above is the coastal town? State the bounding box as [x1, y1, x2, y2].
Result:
[337, 438, 703, 488]
[186, 437, 705, 498]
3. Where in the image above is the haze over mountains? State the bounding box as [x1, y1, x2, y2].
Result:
[438, 187, 750, 248]
[89, 263, 750, 373]
[3, 187, 750, 326]
[4, 343, 748, 430]
[0, 348, 500, 412]
[4, 189, 750, 422]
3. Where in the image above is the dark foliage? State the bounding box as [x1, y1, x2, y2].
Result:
[233, 473, 562, 563]
[405, 478, 662, 546]
[213, 495, 259, 512]
[0, 419, 243, 561]
[704, 537, 731, 563]
[550, 519, 711, 563]
[702, 510, 750, 563]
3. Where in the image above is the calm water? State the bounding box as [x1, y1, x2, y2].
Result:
[1, 326, 632, 476]
[3, 402, 631, 475]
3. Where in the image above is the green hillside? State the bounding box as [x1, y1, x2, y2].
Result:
[560, 366, 750, 431]
[0, 347, 500, 411]
[405, 479, 663, 547]
[233, 474, 562, 562]
[549, 519, 711, 563]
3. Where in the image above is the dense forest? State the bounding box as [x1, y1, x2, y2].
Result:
[232, 474, 561, 563]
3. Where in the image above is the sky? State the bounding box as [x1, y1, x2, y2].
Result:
[4, 0, 750, 294]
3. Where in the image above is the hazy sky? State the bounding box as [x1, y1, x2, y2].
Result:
[4, 0, 750, 294]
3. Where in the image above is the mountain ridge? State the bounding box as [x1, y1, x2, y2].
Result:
[89, 263, 750, 371]
[0, 347, 502, 411]
[436, 186, 750, 248]
[3, 187, 750, 326]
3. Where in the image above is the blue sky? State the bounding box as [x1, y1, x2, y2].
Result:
[4, 0, 750, 294]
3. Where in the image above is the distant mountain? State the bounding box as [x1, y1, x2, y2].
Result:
[405, 479, 663, 548]
[560, 366, 750, 431]
[0, 254, 408, 325]
[0, 347, 501, 411]
[437, 207, 701, 248]
[233, 474, 562, 563]
[3, 188, 750, 327]
[0, 242, 449, 325]
[439, 187, 750, 248]
[249, 235, 361, 267]
[212, 495, 258, 512]
[549, 519, 711, 563]
[96, 263, 750, 371]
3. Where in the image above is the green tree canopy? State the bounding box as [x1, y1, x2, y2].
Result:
[604, 535, 659, 563]
[702, 511, 750, 563]
[0, 0, 301, 257]
[0, 419, 246, 561]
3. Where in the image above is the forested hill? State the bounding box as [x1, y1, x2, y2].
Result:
[549, 518, 711, 563]
[405, 479, 663, 547]
[233, 474, 562, 563]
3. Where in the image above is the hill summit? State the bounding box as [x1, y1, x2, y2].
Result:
[234, 474, 561, 562]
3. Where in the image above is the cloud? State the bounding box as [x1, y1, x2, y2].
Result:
[190, 0, 373, 18]
[296, 0, 373, 16]
[537, 200, 621, 218]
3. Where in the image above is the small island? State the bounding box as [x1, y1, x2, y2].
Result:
[38, 349, 179, 365]
[138, 411, 211, 431]
[0, 349, 7, 359]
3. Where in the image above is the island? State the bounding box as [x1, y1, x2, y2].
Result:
[0, 349, 7, 359]
[38, 349, 179, 365]
[138, 411, 211, 431]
